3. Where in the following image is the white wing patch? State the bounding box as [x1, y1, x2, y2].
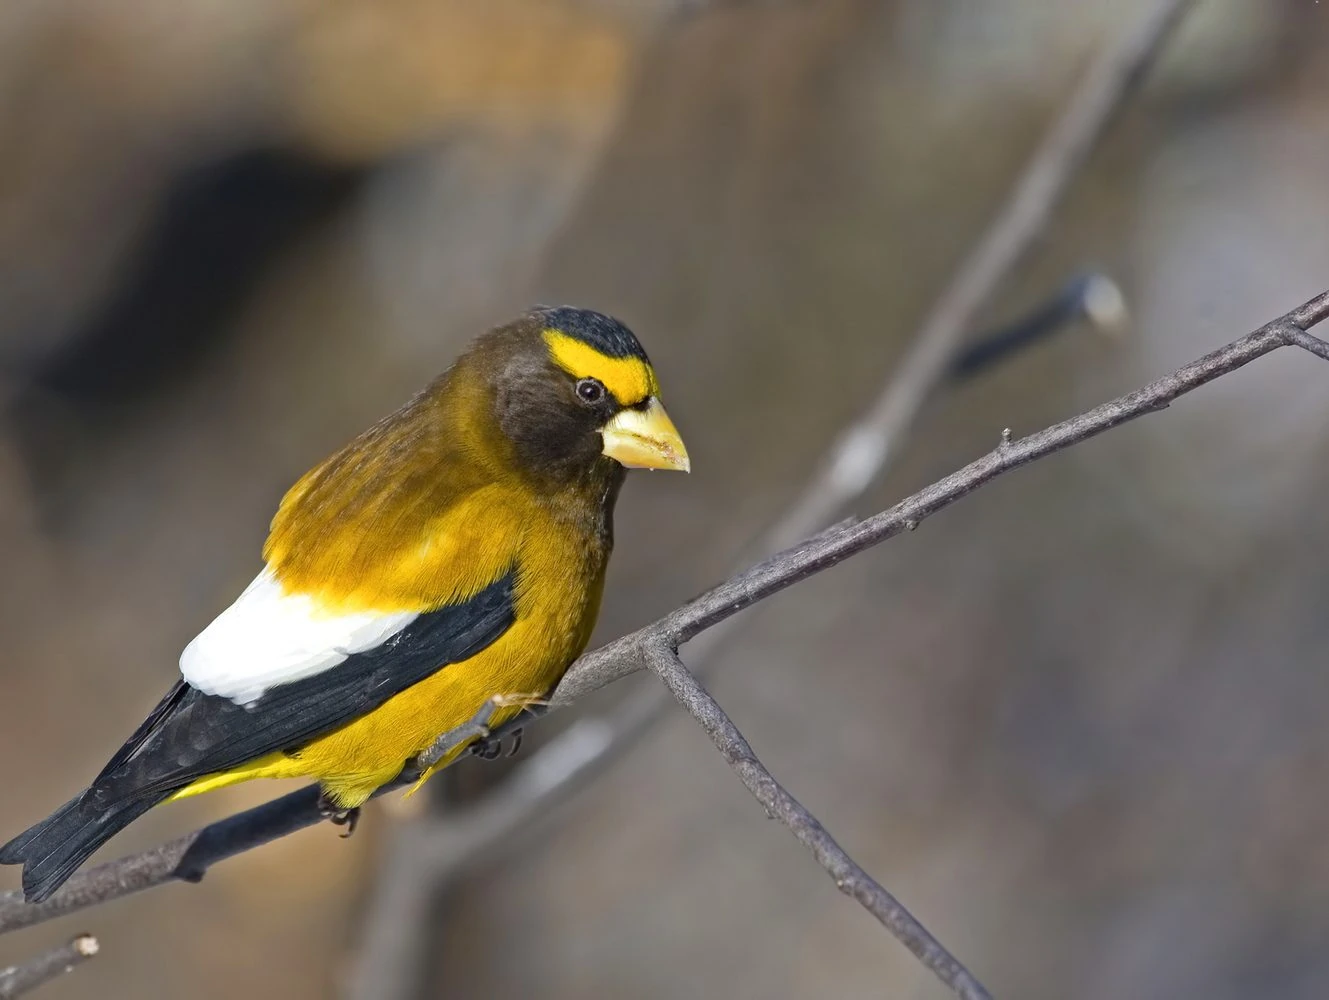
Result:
[179, 567, 418, 706]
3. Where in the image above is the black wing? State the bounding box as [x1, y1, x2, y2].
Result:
[90, 569, 517, 804]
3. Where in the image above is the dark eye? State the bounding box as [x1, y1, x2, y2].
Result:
[575, 378, 606, 405]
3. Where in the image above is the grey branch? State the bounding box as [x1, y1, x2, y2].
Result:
[348, 11, 1201, 980]
[2, 288, 1327, 999]
[641, 640, 992, 1000]
[0, 935, 98, 998]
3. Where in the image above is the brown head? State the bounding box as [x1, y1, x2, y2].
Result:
[454, 305, 689, 487]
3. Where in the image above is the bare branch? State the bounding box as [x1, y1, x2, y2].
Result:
[640, 640, 992, 1000]
[0, 935, 98, 998]
[4, 287, 1327, 1000]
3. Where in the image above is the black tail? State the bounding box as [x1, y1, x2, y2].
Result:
[0, 789, 170, 902]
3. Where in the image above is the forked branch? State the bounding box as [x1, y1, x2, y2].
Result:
[641, 640, 992, 1000]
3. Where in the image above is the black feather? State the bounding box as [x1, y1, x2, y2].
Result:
[96, 568, 517, 800]
[5, 792, 169, 902]
[533, 306, 648, 361]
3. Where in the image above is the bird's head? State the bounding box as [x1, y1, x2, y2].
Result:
[470, 306, 689, 482]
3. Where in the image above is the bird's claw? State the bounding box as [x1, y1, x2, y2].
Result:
[317, 791, 361, 838]
[469, 726, 524, 761]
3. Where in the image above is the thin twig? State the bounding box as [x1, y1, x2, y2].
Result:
[347, 10, 1199, 973]
[641, 640, 991, 1000]
[5, 287, 1327, 1000]
[0, 935, 98, 998]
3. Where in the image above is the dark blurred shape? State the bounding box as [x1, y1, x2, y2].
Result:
[8, 147, 365, 488]
[949, 273, 1127, 381]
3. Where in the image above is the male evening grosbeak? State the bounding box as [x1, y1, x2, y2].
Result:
[1, 307, 688, 903]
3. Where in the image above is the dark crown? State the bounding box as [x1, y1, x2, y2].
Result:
[534, 306, 649, 362]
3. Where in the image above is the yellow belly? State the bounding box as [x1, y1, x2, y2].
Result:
[170, 607, 590, 808]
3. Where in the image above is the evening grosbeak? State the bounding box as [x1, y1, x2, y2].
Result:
[1, 307, 688, 902]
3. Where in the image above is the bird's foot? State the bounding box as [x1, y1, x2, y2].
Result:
[317, 791, 361, 838]
[469, 726, 524, 761]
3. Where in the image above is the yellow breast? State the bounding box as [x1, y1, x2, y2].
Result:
[305, 491, 608, 803]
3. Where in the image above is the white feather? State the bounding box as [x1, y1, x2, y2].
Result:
[179, 567, 418, 706]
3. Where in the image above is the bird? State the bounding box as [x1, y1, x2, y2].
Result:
[0, 306, 689, 903]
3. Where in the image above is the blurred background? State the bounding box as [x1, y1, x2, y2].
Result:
[3, 0, 1329, 997]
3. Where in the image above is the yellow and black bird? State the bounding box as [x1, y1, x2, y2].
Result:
[1, 306, 688, 902]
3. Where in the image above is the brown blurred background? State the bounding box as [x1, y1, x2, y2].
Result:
[3, 0, 1329, 997]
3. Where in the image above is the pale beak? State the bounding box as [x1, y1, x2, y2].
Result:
[601, 398, 690, 471]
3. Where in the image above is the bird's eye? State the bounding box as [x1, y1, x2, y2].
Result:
[575, 378, 606, 405]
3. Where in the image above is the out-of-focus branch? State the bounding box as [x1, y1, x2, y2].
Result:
[948, 272, 1125, 381]
[0, 935, 98, 998]
[640, 640, 992, 1000]
[3, 287, 1327, 998]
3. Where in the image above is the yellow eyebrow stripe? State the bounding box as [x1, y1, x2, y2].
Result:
[542, 329, 659, 406]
